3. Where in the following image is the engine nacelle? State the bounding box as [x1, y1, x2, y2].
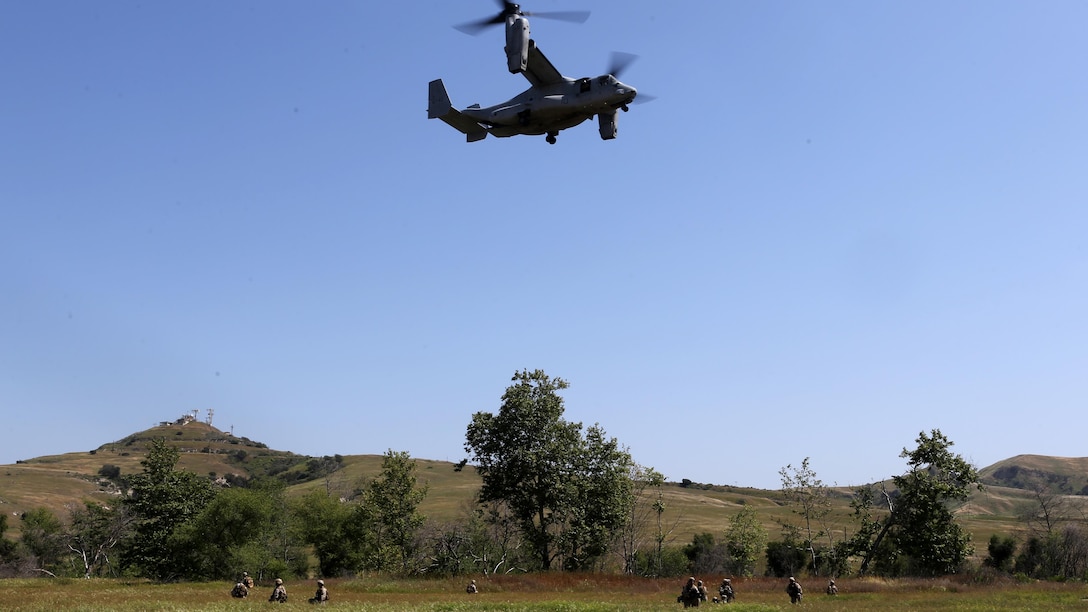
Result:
[598, 111, 618, 140]
[505, 16, 530, 73]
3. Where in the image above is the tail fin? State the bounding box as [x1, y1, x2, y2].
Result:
[427, 79, 452, 119]
[428, 79, 487, 143]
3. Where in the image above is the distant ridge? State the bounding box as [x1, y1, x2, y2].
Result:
[979, 454, 1088, 496]
[3, 423, 1087, 547]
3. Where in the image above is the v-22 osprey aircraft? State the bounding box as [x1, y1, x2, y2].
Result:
[428, 41, 641, 145]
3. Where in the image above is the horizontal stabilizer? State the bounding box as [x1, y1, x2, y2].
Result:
[428, 79, 488, 143]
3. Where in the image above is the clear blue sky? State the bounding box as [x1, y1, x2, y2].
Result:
[3, 1, 1086, 490]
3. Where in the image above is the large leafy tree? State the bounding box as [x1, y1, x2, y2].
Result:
[724, 505, 766, 577]
[172, 480, 303, 580]
[558, 424, 635, 570]
[359, 450, 429, 573]
[464, 369, 634, 571]
[121, 438, 216, 580]
[293, 489, 366, 577]
[852, 429, 981, 576]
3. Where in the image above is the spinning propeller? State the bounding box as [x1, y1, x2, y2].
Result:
[608, 52, 638, 80]
[607, 52, 655, 104]
[454, 0, 590, 36]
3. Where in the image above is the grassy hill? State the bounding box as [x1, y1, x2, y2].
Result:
[980, 454, 1088, 496]
[3, 422, 1086, 557]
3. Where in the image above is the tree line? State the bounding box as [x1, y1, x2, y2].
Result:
[2, 369, 1086, 581]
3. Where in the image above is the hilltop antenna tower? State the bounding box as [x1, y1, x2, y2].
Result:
[206, 408, 214, 426]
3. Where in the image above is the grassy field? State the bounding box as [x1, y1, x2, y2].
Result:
[1, 575, 1086, 611]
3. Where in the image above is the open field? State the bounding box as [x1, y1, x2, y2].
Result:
[1, 575, 1087, 611]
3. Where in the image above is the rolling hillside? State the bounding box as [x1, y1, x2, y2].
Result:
[2, 420, 1086, 551]
[980, 454, 1088, 496]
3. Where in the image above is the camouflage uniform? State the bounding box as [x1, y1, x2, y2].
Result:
[242, 572, 254, 589]
[785, 577, 803, 604]
[230, 582, 248, 598]
[269, 578, 288, 603]
[718, 578, 735, 603]
[826, 579, 837, 595]
[466, 580, 478, 594]
[679, 577, 701, 607]
[308, 579, 329, 604]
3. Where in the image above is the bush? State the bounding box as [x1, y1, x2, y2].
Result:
[98, 464, 121, 480]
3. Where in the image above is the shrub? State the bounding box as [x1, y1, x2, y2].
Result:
[98, 464, 121, 480]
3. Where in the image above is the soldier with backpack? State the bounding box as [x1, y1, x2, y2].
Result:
[785, 577, 803, 604]
[230, 581, 248, 598]
[717, 578, 735, 603]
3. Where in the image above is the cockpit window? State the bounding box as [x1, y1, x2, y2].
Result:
[579, 78, 591, 93]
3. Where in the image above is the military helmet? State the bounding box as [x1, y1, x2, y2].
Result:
[275, 578, 283, 585]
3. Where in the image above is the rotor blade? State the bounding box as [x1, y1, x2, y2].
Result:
[523, 10, 590, 24]
[608, 52, 638, 79]
[631, 93, 656, 105]
[453, 13, 507, 36]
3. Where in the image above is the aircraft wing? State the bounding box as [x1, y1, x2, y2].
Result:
[523, 40, 565, 88]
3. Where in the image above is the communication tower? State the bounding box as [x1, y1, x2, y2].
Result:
[206, 408, 214, 426]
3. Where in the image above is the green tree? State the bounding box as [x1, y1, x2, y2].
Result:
[359, 450, 429, 573]
[464, 369, 634, 571]
[852, 429, 981, 577]
[765, 540, 808, 577]
[559, 425, 635, 571]
[121, 438, 217, 580]
[0, 514, 20, 567]
[293, 489, 365, 577]
[724, 505, 766, 577]
[984, 534, 1017, 572]
[20, 507, 64, 575]
[683, 532, 728, 575]
[172, 483, 303, 580]
[65, 501, 131, 578]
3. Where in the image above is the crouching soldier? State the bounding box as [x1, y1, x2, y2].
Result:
[308, 579, 328, 604]
[230, 581, 248, 598]
[269, 578, 288, 603]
